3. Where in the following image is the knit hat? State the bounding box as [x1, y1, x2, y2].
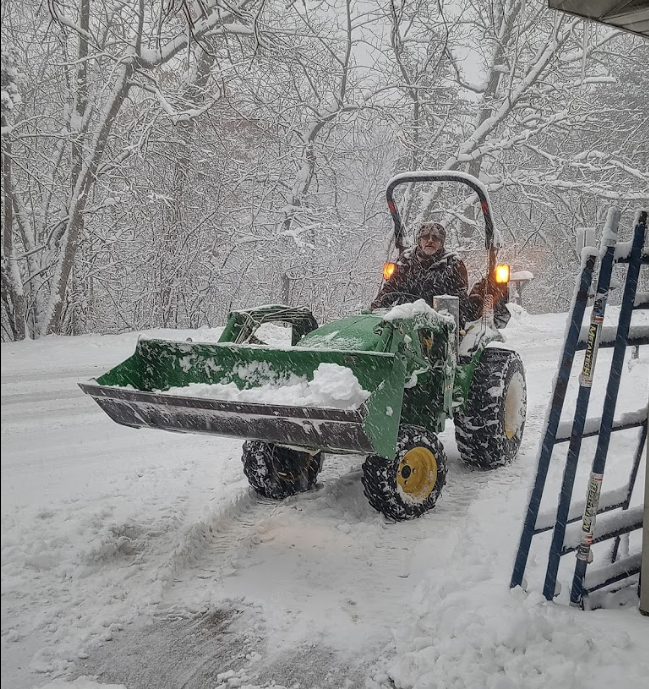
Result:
[417, 222, 446, 243]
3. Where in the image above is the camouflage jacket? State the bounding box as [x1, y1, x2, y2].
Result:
[371, 248, 482, 324]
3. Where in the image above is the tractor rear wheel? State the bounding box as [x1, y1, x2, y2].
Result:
[361, 425, 448, 521]
[454, 348, 526, 469]
[242, 441, 323, 499]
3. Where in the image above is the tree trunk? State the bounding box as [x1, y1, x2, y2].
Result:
[44, 64, 132, 335]
[1, 131, 27, 340]
[158, 47, 215, 327]
[281, 271, 291, 305]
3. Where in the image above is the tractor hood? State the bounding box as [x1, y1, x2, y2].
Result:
[297, 313, 388, 352]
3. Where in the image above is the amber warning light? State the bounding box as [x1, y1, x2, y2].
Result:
[383, 262, 397, 280]
[495, 263, 510, 283]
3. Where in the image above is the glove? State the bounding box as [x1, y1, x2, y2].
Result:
[471, 276, 508, 301]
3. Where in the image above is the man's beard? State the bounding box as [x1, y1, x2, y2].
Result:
[418, 246, 444, 260]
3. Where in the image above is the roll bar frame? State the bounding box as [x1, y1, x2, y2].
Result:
[385, 170, 499, 276]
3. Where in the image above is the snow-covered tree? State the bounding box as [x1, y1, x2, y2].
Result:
[1, 0, 260, 338]
[1, 45, 25, 339]
[1, 0, 646, 339]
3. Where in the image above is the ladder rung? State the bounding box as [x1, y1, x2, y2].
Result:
[576, 324, 649, 349]
[614, 243, 649, 264]
[634, 291, 649, 309]
[554, 408, 647, 443]
[562, 504, 644, 553]
[583, 552, 642, 594]
[534, 485, 628, 532]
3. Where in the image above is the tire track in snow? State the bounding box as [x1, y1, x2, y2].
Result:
[1, 388, 83, 405]
[76, 604, 269, 689]
[132, 450, 496, 689]
[161, 489, 282, 606]
[163, 445, 495, 594]
[176, 461, 482, 591]
[156, 447, 498, 681]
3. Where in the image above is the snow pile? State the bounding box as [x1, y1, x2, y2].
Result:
[2, 309, 647, 689]
[164, 362, 371, 410]
[298, 330, 368, 351]
[382, 298, 456, 330]
[383, 299, 437, 322]
[140, 326, 225, 344]
[510, 270, 534, 281]
[388, 569, 646, 689]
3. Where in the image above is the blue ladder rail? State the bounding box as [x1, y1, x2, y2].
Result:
[527, 412, 646, 601]
[509, 248, 597, 589]
[541, 210, 621, 601]
[533, 416, 646, 536]
[610, 414, 647, 564]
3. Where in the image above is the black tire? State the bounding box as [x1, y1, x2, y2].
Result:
[454, 348, 526, 469]
[241, 441, 323, 499]
[361, 425, 448, 521]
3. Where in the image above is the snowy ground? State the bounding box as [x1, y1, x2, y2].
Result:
[2, 307, 648, 689]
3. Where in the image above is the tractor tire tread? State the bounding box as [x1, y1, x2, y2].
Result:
[454, 348, 526, 469]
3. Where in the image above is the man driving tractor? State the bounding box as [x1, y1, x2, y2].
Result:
[371, 221, 484, 326]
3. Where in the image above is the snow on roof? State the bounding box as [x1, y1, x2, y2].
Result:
[511, 270, 534, 281]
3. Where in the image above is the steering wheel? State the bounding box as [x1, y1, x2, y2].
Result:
[377, 291, 427, 308]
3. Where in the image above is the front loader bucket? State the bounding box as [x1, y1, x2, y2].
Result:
[79, 338, 408, 458]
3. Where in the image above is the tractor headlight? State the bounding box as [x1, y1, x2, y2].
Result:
[495, 264, 510, 284]
[383, 262, 397, 280]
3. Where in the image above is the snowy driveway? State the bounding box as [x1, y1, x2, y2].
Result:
[2, 311, 648, 689]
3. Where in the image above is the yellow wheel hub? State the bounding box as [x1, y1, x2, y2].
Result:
[397, 447, 438, 501]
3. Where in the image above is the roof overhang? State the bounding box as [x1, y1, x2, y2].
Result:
[548, 0, 649, 38]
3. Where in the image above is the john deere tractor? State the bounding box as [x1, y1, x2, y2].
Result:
[80, 171, 527, 521]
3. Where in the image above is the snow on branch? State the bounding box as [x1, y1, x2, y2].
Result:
[456, 18, 581, 160]
[523, 143, 649, 184]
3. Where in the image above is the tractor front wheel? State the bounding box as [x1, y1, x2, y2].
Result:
[242, 441, 323, 499]
[454, 348, 527, 469]
[361, 425, 448, 521]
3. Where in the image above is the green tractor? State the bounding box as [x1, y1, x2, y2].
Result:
[79, 172, 527, 521]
